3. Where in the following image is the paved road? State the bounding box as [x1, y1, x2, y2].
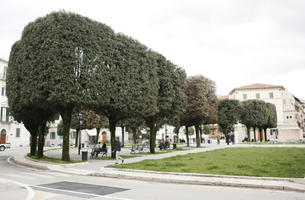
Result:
[1, 147, 305, 200]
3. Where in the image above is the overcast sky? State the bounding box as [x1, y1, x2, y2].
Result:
[1, 0, 304, 98]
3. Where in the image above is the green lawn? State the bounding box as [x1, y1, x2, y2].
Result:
[111, 147, 305, 178]
[241, 142, 305, 145]
[27, 154, 85, 164]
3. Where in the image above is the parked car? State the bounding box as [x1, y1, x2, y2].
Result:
[58, 141, 74, 146]
[0, 143, 11, 151]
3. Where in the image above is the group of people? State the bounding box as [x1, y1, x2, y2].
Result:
[225, 132, 235, 145]
[91, 136, 124, 165]
[159, 137, 170, 150]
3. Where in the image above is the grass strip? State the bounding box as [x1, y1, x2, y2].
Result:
[110, 147, 305, 178]
[27, 153, 85, 164]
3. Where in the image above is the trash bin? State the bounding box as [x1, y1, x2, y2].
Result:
[173, 143, 177, 149]
[82, 143, 84, 148]
[82, 151, 88, 161]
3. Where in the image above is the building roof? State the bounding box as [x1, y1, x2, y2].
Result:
[218, 95, 229, 100]
[229, 83, 284, 94]
[0, 58, 8, 63]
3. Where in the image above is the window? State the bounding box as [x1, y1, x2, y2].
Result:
[256, 93, 260, 99]
[1, 87, 5, 96]
[269, 92, 274, 99]
[243, 94, 247, 100]
[16, 128, 20, 137]
[50, 132, 56, 139]
[3, 67, 7, 79]
[0, 107, 9, 122]
[70, 131, 76, 139]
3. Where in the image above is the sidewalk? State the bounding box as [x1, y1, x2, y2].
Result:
[11, 143, 305, 193]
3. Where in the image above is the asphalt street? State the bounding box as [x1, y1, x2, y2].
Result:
[0, 147, 304, 200]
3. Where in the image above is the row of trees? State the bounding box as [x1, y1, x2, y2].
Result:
[7, 11, 187, 160]
[218, 99, 277, 142]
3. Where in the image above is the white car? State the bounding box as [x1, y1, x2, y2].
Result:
[0, 143, 11, 151]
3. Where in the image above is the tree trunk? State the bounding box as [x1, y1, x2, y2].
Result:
[199, 126, 203, 144]
[259, 128, 263, 142]
[185, 126, 190, 147]
[75, 128, 79, 147]
[61, 107, 73, 162]
[253, 127, 257, 142]
[246, 126, 250, 142]
[264, 128, 268, 142]
[132, 128, 137, 144]
[37, 121, 46, 158]
[121, 126, 125, 147]
[95, 128, 101, 144]
[30, 132, 38, 156]
[195, 124, 200, 147]
[109, 116, 116, 158]
[148, 120, 157, 153]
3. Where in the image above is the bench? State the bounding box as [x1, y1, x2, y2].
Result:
[90, 147, 108, 158]
[130, 145, 144, 154]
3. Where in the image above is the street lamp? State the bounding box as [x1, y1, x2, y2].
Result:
[78, 113, 83, 155]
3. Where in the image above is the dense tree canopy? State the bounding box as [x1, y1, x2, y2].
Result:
[7, 41, 56, 157]
[180, 75, 217, 147]
[8, 11, 188, 159]
[217, 99, 241, 135]
[8, 11, 115, 161]
[143, 51, 187, 153]
[94, 34, 160, 157]
[261, 102, 277, 141]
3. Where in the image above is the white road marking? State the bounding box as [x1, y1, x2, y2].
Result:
[31, 185, 133, 200]
[0, 177, 34, 200]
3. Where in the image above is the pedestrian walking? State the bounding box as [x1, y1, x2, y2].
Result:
[217, 134, 220, 145]
[114, 136, 124, 164]
[231, 132, 235, 145]
[225, 134, 230, 145]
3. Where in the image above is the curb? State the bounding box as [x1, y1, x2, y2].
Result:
[112, 168, 297, 182]
[11, 155, 305, 193]
[11, 157, 48, 170]
[89, 171, 305, 193]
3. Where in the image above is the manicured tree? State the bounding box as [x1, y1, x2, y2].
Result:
[95, 34, 159, 157]
[144, 51, 187, 153]
[16, 11, 115, 161]
[240, 100, 266, 142]
[252, 100, 266, 142]
[7, 41, 38, 156]
[7, 41, 56, 157]
[240, 101, 253, 141]
[262, 103, 277, 141]
[180, 76, 217, 147]
[217, 99, 241, 142]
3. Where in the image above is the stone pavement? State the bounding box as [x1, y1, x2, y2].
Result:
[11, 143, 305, 193]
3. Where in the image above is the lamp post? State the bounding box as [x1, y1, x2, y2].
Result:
[78, 113, 83, 155]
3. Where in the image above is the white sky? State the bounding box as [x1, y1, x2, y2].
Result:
[0, 0, 304, 98]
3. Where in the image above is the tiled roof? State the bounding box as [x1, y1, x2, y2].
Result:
[0, 58, 8, 63]
[236, 83, 283, 90]
[218, 95, 229, 100]
[229, 83, 284, 94]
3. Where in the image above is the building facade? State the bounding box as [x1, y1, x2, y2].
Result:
[0, 58, 30, 147]
[228, 83, 304, 142]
